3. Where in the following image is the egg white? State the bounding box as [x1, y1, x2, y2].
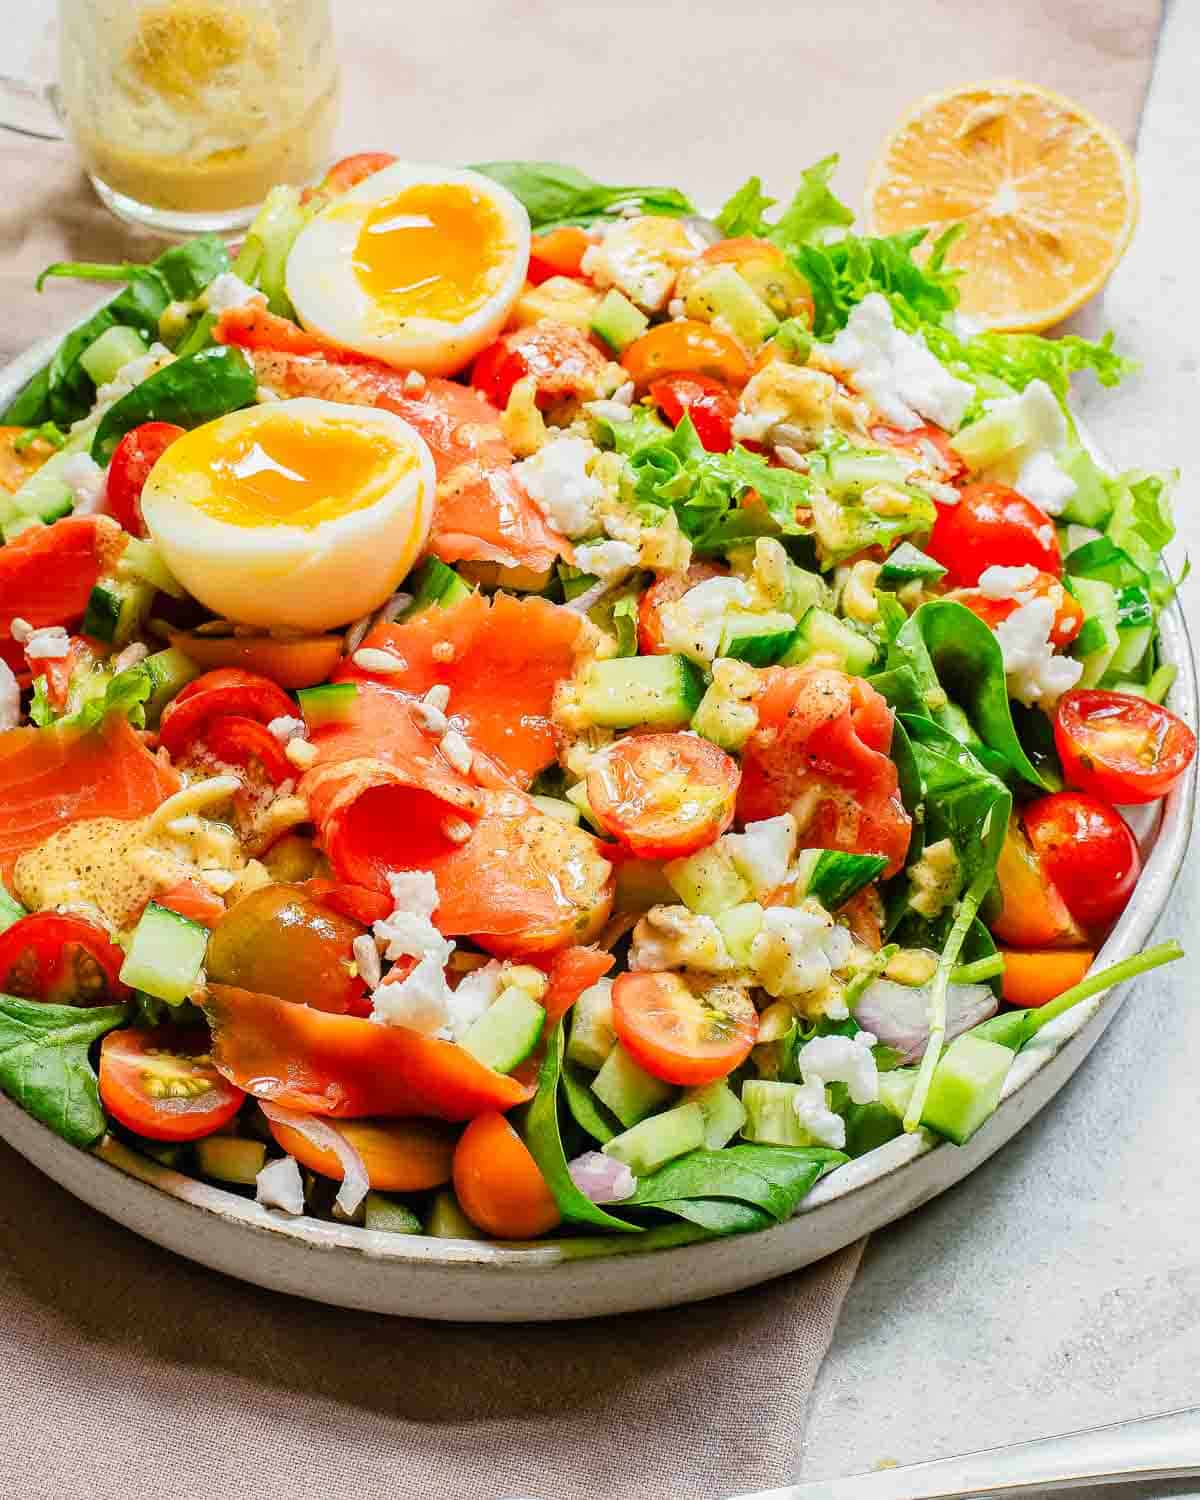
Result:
[141, 398, 436, 632]
[285, 162, 531, 377]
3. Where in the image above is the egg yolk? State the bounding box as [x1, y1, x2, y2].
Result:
[176, 415, 413, 528]
[352, 183, 512, 322]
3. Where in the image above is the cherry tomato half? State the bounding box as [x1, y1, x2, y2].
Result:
[470, 320, 612, 410]
[649, 373, 738, 452]
[527, 227, 592, 285]
[202, 716, 293, 785]
[955, 570, 1084, 647]
[990, 816, 1085, 948]
[1055, 689, 1197, 805]
[621, 320, 752, 390]
[104, 422, 186, 537]
[927, 482, 1061, 587]
[0, 912, 128, 1006]
[587, 733, 740, 861]
[612, 970, 758, 1085]
[637, 561, 727, 655]
[158, 668, 295, 758]
[1022, 791, 1141, 929]
[99, 1026, 245, 1141]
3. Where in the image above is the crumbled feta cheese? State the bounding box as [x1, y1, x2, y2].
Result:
[750, 904, 854, 999]
[793, 1077, 846, 1149]
[721, 815, 797, 899]
[513, 435, 606, 538]
[267, 715, 307, 743]
[977, 564, 1039, 601]
[370, 954, 454, 1033]
[791, 1029, 880, 1146]
[580, 216, 699, 312]
[1015, 448, 1077, 514]
[58, 453, 106, 515]
[372, 870, 454, 967]
[442, 959, 505, 1041]
[0, 660, 18, 732]
[907, 837, 961, 920]
[629, 905, 733, 973]
[94, 343, 172, 408]
[978, 380, 1076, 515]
[824, 293, 972, 433]
[255, 1154, 305, 1215]
[993, 595, 1084, 708]
[285, 738, 318, 769]
[658, 576, 753, 665]
[24, 626, 71, 660]
[574, 539, 640, 583]
[203, 271, 267, 314]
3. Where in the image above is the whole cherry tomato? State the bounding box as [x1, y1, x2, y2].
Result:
[1022, 791, 1141, 929]
[105, 422, 186, 537]
[927, 482, 1061, 587]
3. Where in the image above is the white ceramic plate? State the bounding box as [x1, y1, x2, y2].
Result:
[0, 322, 1194, 1322]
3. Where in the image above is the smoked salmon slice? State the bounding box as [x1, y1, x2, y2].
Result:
[0, 716, 181, 885]
[0, 517, 118, 675]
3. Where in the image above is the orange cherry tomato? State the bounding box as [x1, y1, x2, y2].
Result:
[927, 483, 1061, 587]
[105, 422, 185, 537]
[1055, 689, 1197, 806]
[0, 425, 56, 495]
[621, 319, 752, 390]
[990, 817, 1085, 948]
[167, 630, 343, 690]
[637, 561, 726, 654]
[587, 733, 739, 860]
[268, 1116, 456, 1191]
[954, 570, 1084, 647]
[527, 226, 592, 285]
[0, 911, 128, 1006]
[612, 970, 758, 1085]
[1000, 949, 1094, 1009]
[1022, 791, 1140, 928]
[453, 1111, 561, 1238]
[99, 1026, 246, 1141]
[649, 373, 737, 452]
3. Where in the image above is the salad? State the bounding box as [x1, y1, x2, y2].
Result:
[0, 152, 1191, 1249]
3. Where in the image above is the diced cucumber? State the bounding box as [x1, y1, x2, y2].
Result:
[2, 514, 44, 543]
[591, 1042, 677, 1128]
[718, 610, 799, 666]
[590, 288, 649, 354]
[119, 901, 209, 1006]
[1069, 576, 1120, 687]
[740, 1079, 818, 1147]
[426, 1187, 484, 1239]
[11, 452, 75, 522]
[565, 780, 603, 832]
[577, 654, 705, 730]
[602, 1101, 705, 1176]
[613, 857, 676, 913]
[118, 537, 187, 599]
[772, 317, 812, 363]
[1109, 663, 1176, 704]
[822, 449, 911, 495]
[714, 902, 764, 966]
[878, 541, 947, 587]
[364, 1191, 422, 1234]
[876, 1067, 918, 1122]
[459, 988, 545, 1074]
[950, 403, 1036, 471]
[403, 556, 472, 614]
[682, 1080, 746, 1149]
[683, 264, 778, 349]
[967, 1010, 1028, 1050]
[142, 647, 203, 725]
[691, 681, 758, 752]
[0, 883, 26, 935]
[79, 325, 148, 388]
[781, 606, 877, 676]
[298, 682, 359, 729]
[797, 849, 888, 911]
[1107, 585, 1154, 676]
[566, 977, 616, 1071]
[921, 1034, 1013, 1145]
[137, 1139, 190, 1169]
[82, 578, 155, 647]
[530, 794, 581, 825]
[664, 842, 749, 917]
[196, 1137, 266, 1185]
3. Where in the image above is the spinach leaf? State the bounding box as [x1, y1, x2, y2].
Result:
[867, 664, 930, 721]
[629, 1144, 839, 1223]
[0, 995, 128, 1147]
[36, 234, 229, 303]
[650, 1198, 775, 1234]
[523, 1023, 641, 1232]
[561, 1056, 619, 1144]
[92, 346, 256, 463]
[471, 161, 694, 231]
[892, 600, 1052, 789]
[1065, 536, 1147, 589]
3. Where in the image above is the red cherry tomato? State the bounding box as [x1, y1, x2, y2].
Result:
[158, 668, 295, 758]
[470, 320, 612, 410]
[871, 423, 966, 482]
[99, 1026, 246, 1141]
[302, 151, 397, 204]
[0, 912, 129, 1006]
[201, 716, 293, 785]
[587, 733, 739, 860]
[527, 227, 592, 286]
[104, 422, 186, 537]
[637, 561, 727, 655]
[927, 482, 1061, 587]
[1055, 689, 1197, 805]
[649, 373, 738, 453]
[955, 570, 1084, 647]
[612, 970, 758, 1086]
[1022, 792, 1141, 929]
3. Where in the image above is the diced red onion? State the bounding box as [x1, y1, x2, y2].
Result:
[854, 978, 997, 1065]
[568, 1150, 636, 1204]
[255, 1154, 305, 1216]
[260, 1101, 369, 1217]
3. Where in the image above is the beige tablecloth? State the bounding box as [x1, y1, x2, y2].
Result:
[0, 4, 1162, 1496]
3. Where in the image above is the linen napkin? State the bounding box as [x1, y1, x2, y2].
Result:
[0, 2, 1162, 1496]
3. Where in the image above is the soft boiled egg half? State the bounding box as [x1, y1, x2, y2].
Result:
[285, 162, 531, 376]
[141, 398, 436, 632]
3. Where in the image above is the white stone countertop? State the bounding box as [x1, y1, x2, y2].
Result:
[799, 2, 1200, 1492]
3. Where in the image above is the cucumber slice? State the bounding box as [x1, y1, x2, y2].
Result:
[921, 1034, 1013, 1145]
[878, 541, 947, 587]
[119, 901, 209, 1006]
[529, 794, 581, 826]
[426, 1187, 484, 1239]
[664, 842, 749, 917]
[613, 856, 676, 913]
[590, 289, 649, 354]
[118, 537, 187, 599]
[195, 1137, 266, 1186]
[458, 988, 546, 1074]
[740, 1079, 818, 1147]
[691, 682, 758, 752]
[402, 556, 472, 614]
[718, 610, 799, 666]
[577, 654, 705, 730]
[0, 882, 26, 935]
[591, 1043, 677, 1128]
[364, 1191, 422, 1234]
[798, 849, 888, 911]
[82, 578, 155, 647]
[781, 606, 877, 676]
[875, 1068, 918, 1122]
[681, 1080, 746, 1149]
[142, 647, 203, 725]
[79, 325, 148, 388]
[11, 451, 76, 522]
[566, 978, 616, 1071]
[564, 780, 603, 832]
[298, 682, 359, 729]
[1069, 576, 1120, 687]
[602, 1101, 705, 1176]
[822, 449, 911, 495]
